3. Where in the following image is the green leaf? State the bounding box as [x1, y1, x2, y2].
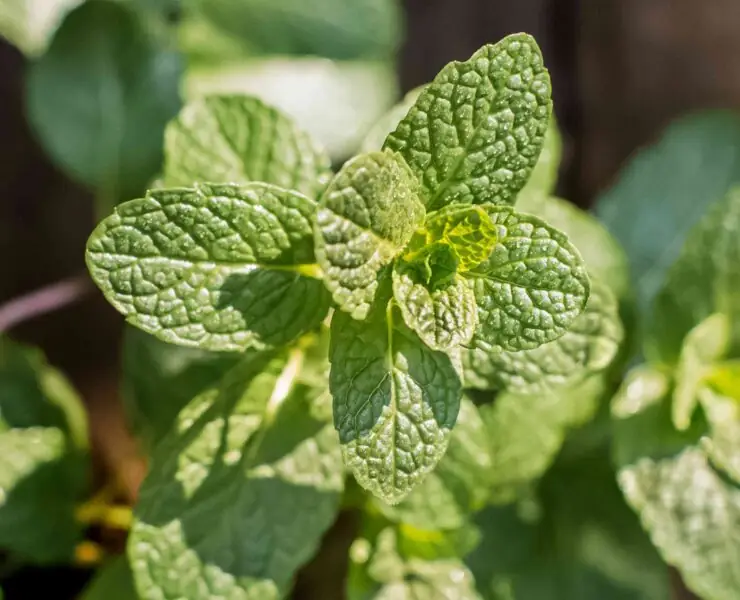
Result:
[611, 365, 671, 420]
[26, 0, 182, 203]
[121, 326, 241, 447]
[188, 0, 402, 60]
[464, 277, 622, 393]
[315, 152, 426, 319]
[647, 186, 740, 364]
[384, 34, 552, 210]
[517, 195, 631, 303]
[392, 260, 477, 352]
[82, 557, 136, 600]
[348, 526, 482, 600]
[467, 206, 590, 353]
[0, 0, 81, 55]
[671, 313, 730, 431]
[519, 117, 563, 201]
[128, 351, 344, 600]
[86, 182, 331, 351]
[186, 58, 399, 161]
[376, 397, 491, 530]
[329, 303, 462, 505]
[613, 390, 740, 600]
[699, 387, 740, 484]
[163, 95, 332, 197]
[595, 111, 740, 313]
[360, 87, 425, 154]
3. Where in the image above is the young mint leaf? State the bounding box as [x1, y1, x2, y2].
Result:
[647, 186, 740, 365]
[329, 303, 462, 505]
[384, 34, 552, 209]
[121, 326, 241, 447]
[698, 387, 740, 484]
[360, 86, 425, 153]
[671, 313, 730, 431]
[129, 352, 344, 600]
[519, 117, 563, 202]
[0, 0, 81, 55]
[517, 195, 631, 303]
[595, 111, 740, 313]
[315, 152, 425, 320]
[464, 277, 622, 393]
[86, 183, 331, 351]
[392, 261, 477, 352]
[163, 95, 332, 197]
[613, 391, 740, 600]
[467, 206, 590, 353]
[611, 365, 671, 420]
[26, 0, 182, 204]
[375, 398, 491, 530]
[81, 557, 136, 600]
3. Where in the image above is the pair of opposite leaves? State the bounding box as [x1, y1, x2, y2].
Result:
[86, 33, 590, 504]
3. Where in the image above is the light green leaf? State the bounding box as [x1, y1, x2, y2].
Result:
[467, 206, 590, 353]
[129, 352, 344, 600]
[0, 0, 82, 55]
[329, 304, 462, 504]
[82, 557, 136, 600]
[121, 326, 241, 447]
[188, 0, 402, 60]
[26, 0, 182, 203]
[595, 111, 740, 314]
[517, 195, 631, 303]
[519, 117, 563, 201]
[464, 277, 622, 393]
[392, 261, 477, 352]
[647, 186, 740, 364]
[376, 398, 491, 530]
[360, 86, 425, 154]
[671, 313, 730, 431]
[384, 34, 552, 210]
[163, 95, 332, 197]
[611, 365, 671, 420]
[86, 183, 331, 352]
[699, 387, 740, 484]
[348, 526, 482, 600]
[614, 390, 740, 600]
[186, 58, 399, 161]
[315, 152, 426, 320]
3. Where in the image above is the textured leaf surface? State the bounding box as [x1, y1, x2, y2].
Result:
[26, 0, 182, 202]
[87, 183, 331, 351]
[671, 313, 730, 431]
[0, 0, 81, 55]
[393, 262, 477, 352]
[330, 305, 461, 504]
[613, 386, 740, 600]
[595, 111, 740, 313]
[519, 117, 562, 201]
[315, 152, 425, 319]
[384, 34, 552, 209]
[360, 87, 425, 153]
[468, 206, 589, 353]
[129, 353, 344, 600]
[164, 95, 332, 197]
[376, 398, 491, 530]
[647, 186, 740, 364]
[121, 327, 241, 447]
[464, 277, 621, 392]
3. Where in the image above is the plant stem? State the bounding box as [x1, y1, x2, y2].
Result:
[0, 273, 93, 333]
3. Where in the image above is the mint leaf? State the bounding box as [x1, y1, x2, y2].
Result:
[671, 313, 730, 431]
[129, 352, 344, 600]
[519, 117, 563, 201]
[611, 365, 671, 420]
[467, 206, 590, 353]
[329, 304, 462, 504]
[82, 557, 136, 600]
[376, 398, 491, 530]
[26, 0, 182, 203]
[464, 277, 622, 392]
[315, 152, 425, 319]
[392, 260, 477, 352]
[0, 0, 81, 55]
[613, 391, 740, 600]
[360, 87, 425, 154]
[86, 183, 331, 351]
[121, 326, 241, 447]
[517, 195, 631, 303]
[595, 111, 740, 313]
[163, 95, 332, 197]
[647, 186, 740, 364]
[699, 387, 740, 484]
[384, 34, 552, 209]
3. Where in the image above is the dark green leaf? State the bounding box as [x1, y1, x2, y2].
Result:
[82, 557, 136, 600]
